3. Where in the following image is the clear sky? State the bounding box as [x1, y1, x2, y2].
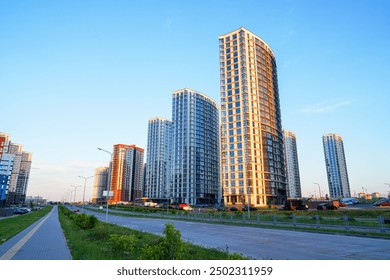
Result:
[1, 0, 389, 202]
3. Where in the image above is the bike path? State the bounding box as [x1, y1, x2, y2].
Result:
[0, 205, 72, 260]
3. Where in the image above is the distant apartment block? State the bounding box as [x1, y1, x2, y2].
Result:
[219, 27, 287, 207]
[323, 133, 351, 198]
[172, 88, 220, 205]
[0, 132, 32, 207]
[145, 117, 173, 200]
[109, 144, 144, 204]
[92, 166, 109, 204]
[283, 130, 302, 198]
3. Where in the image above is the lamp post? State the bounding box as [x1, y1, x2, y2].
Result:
[79, 175, 93, 213]
[67, 190, 74, 204]
[314, 183, 322, 200]
[97, 147, 112, 223]
[164, 190, 169, 215]
[70, 185, 81, 205]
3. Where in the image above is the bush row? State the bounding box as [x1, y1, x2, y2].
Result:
[61, 207, 98, 229]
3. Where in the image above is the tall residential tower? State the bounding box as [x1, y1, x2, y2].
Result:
[109, 144, 144, 204]
[219, 27, 286, 207]
[0, 132, 32, 207]
[172, 88, 220, 205]
[92, 166, 109, 204]
[323, 133, 351, 198]
[283, 130, 302, 198]
[145, 117, 173, 199]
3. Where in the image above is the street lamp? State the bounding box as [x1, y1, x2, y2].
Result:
[67, 190, 74, 204]
[313, 183, 322, 200]
[97, 147, 112, 223]
[79, 175, 93, 213]
[70, 185, 81, 204]
[164, 190, 169, 215]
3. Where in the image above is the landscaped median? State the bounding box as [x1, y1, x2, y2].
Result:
[58, 206, 248, 260]
[0, 206, 53, 245]
[85, 205, 390, 239]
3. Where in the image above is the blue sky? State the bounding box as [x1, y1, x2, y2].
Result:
[1, 0, 389, 201]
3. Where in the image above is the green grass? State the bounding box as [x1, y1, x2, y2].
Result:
[59, 206, 248, 260]
[0, 206, 53, 245]
[85, 205, 390, 239]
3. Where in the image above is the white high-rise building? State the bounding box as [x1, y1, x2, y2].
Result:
[219, 27, 286, 207]
[172, 88, 220, 205]
[0, 133, 32, 206]
[323, 133, 351, 198]
[92, 167, 109, 204]
[283, 130, 302, 198]
[145, 117, 173, 199]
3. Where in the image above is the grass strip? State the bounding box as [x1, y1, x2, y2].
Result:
[0, 206, 53, 245]
[59, 206, 248, 260]
[85, 206, 390, 239]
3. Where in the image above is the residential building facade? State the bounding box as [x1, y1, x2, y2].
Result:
[92, 166, 109, 204]
[145, 117, 173, 200]
[109, 144, 144, 204]
[172, 88, 220, 205]
[219, 27, 287, 207]
[0, 132, 32, 207]
[0, 133, 11, 207]
[322, 133, 351, 198]
[283, 130, 302, 198]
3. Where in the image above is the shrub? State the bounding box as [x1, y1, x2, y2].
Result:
[161, 223, 184, 259]
[75, 213, 98, 229]
[110, 234, 137, 255]
[140, 242, 162, 260]
[140, 223, 185, 260]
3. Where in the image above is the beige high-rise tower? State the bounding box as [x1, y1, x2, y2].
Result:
[219, 27, 286, 207]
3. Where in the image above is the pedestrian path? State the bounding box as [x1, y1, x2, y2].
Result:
[0, 205, 72, 260]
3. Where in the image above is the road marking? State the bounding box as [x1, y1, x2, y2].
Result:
[0, 209, 53, 260]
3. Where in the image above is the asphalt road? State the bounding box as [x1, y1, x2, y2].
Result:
[83, 208, 390, 260]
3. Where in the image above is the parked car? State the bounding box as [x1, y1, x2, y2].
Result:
[317, 203, 338, 210]
[214, 206, 228, 212]
[283, 199, 309, 211]
[241, 206, 258, 212]
[178, 203, 193, 211]
[229, 206, 238, 212]
[373, 199, 390, 207]
[13, 208, 29, 215]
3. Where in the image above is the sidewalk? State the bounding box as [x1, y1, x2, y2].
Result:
[0, 205, 72, 260]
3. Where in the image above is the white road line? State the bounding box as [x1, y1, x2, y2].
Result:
[0, 209, 53, 260]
